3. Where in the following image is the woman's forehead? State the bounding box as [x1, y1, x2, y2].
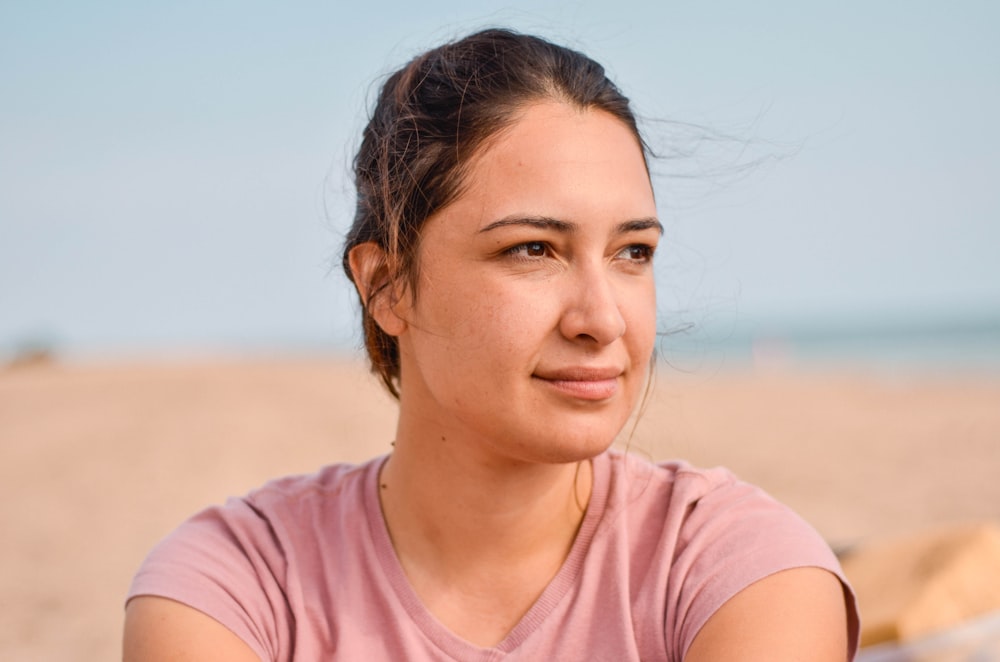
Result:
[435, 101, 655, 233]
[473, 100, 644, 165]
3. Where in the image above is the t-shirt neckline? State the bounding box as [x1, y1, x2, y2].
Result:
[364, 452, 611, 659]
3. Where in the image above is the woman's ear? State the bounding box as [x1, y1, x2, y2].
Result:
[347, 242, 409, 337]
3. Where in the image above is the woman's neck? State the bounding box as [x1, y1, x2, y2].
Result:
[376, 424, 594, 645]
[378, 429, 593, 570]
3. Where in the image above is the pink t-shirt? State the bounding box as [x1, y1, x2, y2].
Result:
[128, 451, 859, 660]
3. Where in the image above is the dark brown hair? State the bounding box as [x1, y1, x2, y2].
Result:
[342, 28, 648, 397]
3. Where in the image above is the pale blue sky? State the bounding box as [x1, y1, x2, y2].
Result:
[2, 1, 998, 357]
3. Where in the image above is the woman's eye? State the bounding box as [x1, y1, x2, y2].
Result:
[617, 244, 655, 263]
[506, 242, 548, 259]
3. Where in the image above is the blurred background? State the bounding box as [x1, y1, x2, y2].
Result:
[3, 1, 1000, 659]
[3, 0, 998, 369]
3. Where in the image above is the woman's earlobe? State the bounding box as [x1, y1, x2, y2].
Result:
[347, 242, 409, 336]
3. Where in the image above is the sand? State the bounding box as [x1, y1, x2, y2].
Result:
[2, 356, 998, 659]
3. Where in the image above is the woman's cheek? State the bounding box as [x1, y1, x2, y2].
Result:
[624, 285, 657, 352]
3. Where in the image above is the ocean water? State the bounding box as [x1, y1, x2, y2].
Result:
[656, 315, 1000, 376]
[3, 312, 1000, 376]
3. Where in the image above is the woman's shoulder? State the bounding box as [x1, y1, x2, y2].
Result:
[598, 450, 858, 659]
[156, 455, 386, 562]
[126, 455, 389, 661]
[602, 449, 831, 553]
[131, 455, 384, 574]
[603, 449, 754, 508]
[242, 455, 383, 513]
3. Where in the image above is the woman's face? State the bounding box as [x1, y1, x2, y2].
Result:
[393, 101, 659, 465]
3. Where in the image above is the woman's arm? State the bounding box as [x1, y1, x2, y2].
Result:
[123, 596, 262, 662]
[684, 567, 851, 661]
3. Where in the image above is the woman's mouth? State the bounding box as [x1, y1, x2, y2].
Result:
[533, 367, 623, 401]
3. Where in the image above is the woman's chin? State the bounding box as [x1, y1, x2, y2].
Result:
[493, 426, 623, 467]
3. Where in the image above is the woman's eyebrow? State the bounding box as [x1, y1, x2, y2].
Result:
[479, 216, 663, 235]
[479, 216, 575, 234]
[616, 217, 663, 235]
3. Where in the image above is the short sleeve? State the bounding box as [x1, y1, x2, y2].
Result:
[127, 498, 292, 662]
[663, 468, 859, 660]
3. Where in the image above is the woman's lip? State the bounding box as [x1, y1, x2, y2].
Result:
[536, 377, 619, 400]
[534, 367, 623, 381]
[533, 368, 622, 401]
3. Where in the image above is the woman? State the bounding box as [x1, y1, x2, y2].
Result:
[125, 28, 858, 660]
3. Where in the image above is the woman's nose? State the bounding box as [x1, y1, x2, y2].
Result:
[558, 266, 627, 346]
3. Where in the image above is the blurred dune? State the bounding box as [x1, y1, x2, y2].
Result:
[1, 356, 998, 659]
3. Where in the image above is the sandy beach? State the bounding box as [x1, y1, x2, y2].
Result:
[2, 355, 998, 659]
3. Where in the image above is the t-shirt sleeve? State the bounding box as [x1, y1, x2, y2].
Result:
[664, 467, 860, 660]
[127, 497, 292, 662]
